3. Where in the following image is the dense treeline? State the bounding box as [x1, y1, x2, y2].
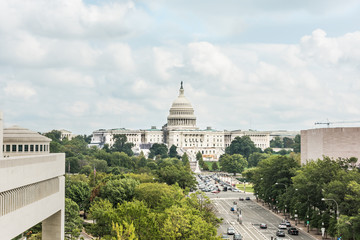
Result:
[244, 156, 360, 240]
[43, 131, 221, 240]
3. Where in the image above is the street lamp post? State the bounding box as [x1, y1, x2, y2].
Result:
[275, 182, 288, 218]
[322, 198, 339, 239]
[321, 198, 339, 220]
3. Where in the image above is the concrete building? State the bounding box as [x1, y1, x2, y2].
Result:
[0, 111, 65, 240]
[59, 129, 76, 141]
[301, 127, 360, 165]
[90, 82, 271, 161]
[3, 126, 51, 157]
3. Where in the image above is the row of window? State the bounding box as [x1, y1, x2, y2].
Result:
[184, 143, 222, 147]
[3, 144, 49, 153]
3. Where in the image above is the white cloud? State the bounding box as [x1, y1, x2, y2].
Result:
[100, 43, 135, 72]
[44, 69, 95, 88]
[153, 47, 182, 80]
[300, 29, 343, 65]
[95, 98, 146, 115]
[4, 81, 36, 100]
[1, 1, 360, 133]
[187, 42, 244, 85]
[66, 101, 89, 117]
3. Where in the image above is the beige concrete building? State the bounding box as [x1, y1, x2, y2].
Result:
[3, 126, 51, 157]
[59, 129, 76, 141]
[0, 111, 65, 240]
[301, 127, 360, 165]
[90, 82, 271, 161]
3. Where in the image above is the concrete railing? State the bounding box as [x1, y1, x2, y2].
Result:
[0, 153, 65, 193]
[0, 177, 59, 217]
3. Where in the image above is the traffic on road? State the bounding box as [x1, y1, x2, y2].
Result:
[196, 174, 317, 240]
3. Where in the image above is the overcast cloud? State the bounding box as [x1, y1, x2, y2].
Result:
[1, 0, 360, 134]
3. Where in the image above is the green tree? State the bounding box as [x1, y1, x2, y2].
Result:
[159, 205, 219, 240]
[225, 136, 258, 159]
[219, 154, 247, 175]
[156, 160, 196, 189]
[112, 134, 134, 156]
[196, 152, 205, 168]
[112, 222, 138, 240]
[100, 178, 140, 207]
[211, 162, 218, 171]
[282, 137, 294, 148]
[251, 155, 300, 208]
[65, 176, 91, 211]
[182, 152, 190, 169]
[247, 152, 269, 168]
[115, 200, 159, 239]
[87, 199, 116, 238]
[134, 183, 183, 210]
[168, 145, 178, 158]
[270, 136, 282, 148]
[148, 143, 168, 159]
[293, 134, 301, 153]
[65, 198, 82, 239]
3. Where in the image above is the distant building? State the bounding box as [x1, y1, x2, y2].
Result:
[0, 111, 65, 240]
[301, 127, 360, 165]
[59, 129, 76, 141]
[90, 82, 271, 161]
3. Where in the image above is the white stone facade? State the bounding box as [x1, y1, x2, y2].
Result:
[3, 126, 51, 157]
[90, 83, 270, 160]
[301, 127, 360, 165]
[59, 129, 76, 141]
[0, 111, 65, 240]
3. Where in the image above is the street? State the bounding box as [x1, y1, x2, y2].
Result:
[207, 192, 317, 240]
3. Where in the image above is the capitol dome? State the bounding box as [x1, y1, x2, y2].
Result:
[167, 82, 197, 130]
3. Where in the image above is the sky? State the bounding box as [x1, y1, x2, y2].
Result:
[1, 0, 360, 134]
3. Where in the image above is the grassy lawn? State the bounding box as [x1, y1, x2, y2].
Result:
[203, 161, 219, 171]
[236, 183, 254, 193]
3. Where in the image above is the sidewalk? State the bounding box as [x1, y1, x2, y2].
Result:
[254, 199, 330, 240]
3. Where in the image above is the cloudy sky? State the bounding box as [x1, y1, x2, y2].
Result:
[1, 0, 360, 134]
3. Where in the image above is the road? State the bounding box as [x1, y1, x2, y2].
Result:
[206, 192, 317, 240]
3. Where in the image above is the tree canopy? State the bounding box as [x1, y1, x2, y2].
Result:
[225, 136, 258, 159]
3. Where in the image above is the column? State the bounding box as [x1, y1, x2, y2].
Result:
[42, 210, 64, 240]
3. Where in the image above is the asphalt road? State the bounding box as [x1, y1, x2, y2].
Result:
[206, 192, 317, 240]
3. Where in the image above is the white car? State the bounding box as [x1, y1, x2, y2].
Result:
[278, 223, 287, 229]
[227, 227, 235, 235]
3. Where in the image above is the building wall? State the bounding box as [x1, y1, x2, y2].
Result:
[0, 153, 65, 239]
[301, 127, 360, 164]
[0, 112, 3, 158]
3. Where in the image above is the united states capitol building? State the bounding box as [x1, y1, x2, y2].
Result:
[90, 82, 271, 161]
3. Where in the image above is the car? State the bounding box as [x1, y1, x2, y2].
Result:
[233, 233, 242, 240]
[276, 230, 286, 237]
[211, 189, 220, 193]
[260, 223, 267, 229]
[221, 234, 230, 239]
[239, 197, 244, 201]
[227, 227, 235, 235]
[288, 227, 299, 235]
[285, 221, 291, 227]
[278, 223, 287, 229]
[245, 197, 251, 200]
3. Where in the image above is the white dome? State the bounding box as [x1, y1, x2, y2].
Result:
[167, 82, 197, 130]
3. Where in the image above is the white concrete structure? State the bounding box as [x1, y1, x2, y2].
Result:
[90, 82, 271, 161]
[0, 111, 65, 240]
[301, 127, 360, 166]
[3, 126, 51, 157]
[59, 129, 76, 141]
